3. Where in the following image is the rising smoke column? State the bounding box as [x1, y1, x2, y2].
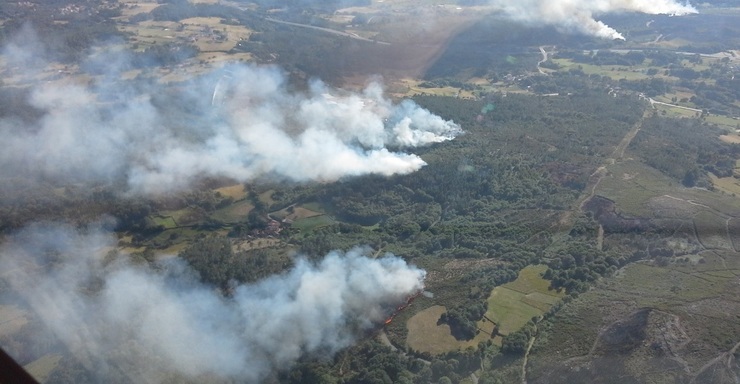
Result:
[0, 43, 461, 195]
[488, 0, 697, 39]
[0, 222, 426, 382]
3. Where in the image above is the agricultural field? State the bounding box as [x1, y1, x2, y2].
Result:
[211, 199, 254, 223]
[291, 215, 335, 233]
[270, 205, 325, 222]
[151, 215, 177, 229]
[485, 265, 564, 336]
[406, 265, 562, 354]
[214, 184, 247, 201]
[406, 305, 493, 355]
[550, 58, 657, 81]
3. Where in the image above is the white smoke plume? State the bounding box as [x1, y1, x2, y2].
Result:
[0, 222, 426, 382]
[488, 0, 697, 39]
[0, 44, 461, 195]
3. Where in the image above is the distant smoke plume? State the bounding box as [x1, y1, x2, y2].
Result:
[0, 223, 425, 382]
[489, 0, 697, 39]
[0, 41, 461, 195]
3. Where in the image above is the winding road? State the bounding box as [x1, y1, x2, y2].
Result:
[537, 46, 550, 74]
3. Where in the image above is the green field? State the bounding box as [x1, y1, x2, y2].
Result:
[270, 205, 324, 222]
[151, 215, 178, 229]
[406, 305, 495, 354]
[551, 58, 659, 81]
[485, 265, 564, 336]
[292, 215, 335, 232]
[211, 200, 254, 223]
[214, 184, 247, 200]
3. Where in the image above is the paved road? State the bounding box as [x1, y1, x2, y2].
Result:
[537, 46, 549, 74]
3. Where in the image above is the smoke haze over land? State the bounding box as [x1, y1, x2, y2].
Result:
[0, 223, 426, 382]
[489, 0, 697, 39]
[0, 39, 461, 196]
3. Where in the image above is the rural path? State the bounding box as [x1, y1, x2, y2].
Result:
[521, 321, 539, 384]
[263, 17, 391, 45]
[566, 110, 647, 222]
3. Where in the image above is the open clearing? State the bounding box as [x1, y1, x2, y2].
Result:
[407, 265, 562, 355]
[214, 184, 247, 200]
[719, 134, 740, 144]
[406, 305, 495, 355]
[398, 78, 477, 99]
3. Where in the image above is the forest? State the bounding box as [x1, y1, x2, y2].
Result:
[1, 0, 740, 382]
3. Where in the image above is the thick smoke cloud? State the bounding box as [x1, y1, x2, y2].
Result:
[489, 0, 697, 39]
[0, 44, 461, 195]
[0, 223, 425, 382]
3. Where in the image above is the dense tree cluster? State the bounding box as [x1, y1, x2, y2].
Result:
[629, 115, 740, 187]
[178, 236, 292, 290]
[439, 302, 488, 340]
[501, 321, 536, 355]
